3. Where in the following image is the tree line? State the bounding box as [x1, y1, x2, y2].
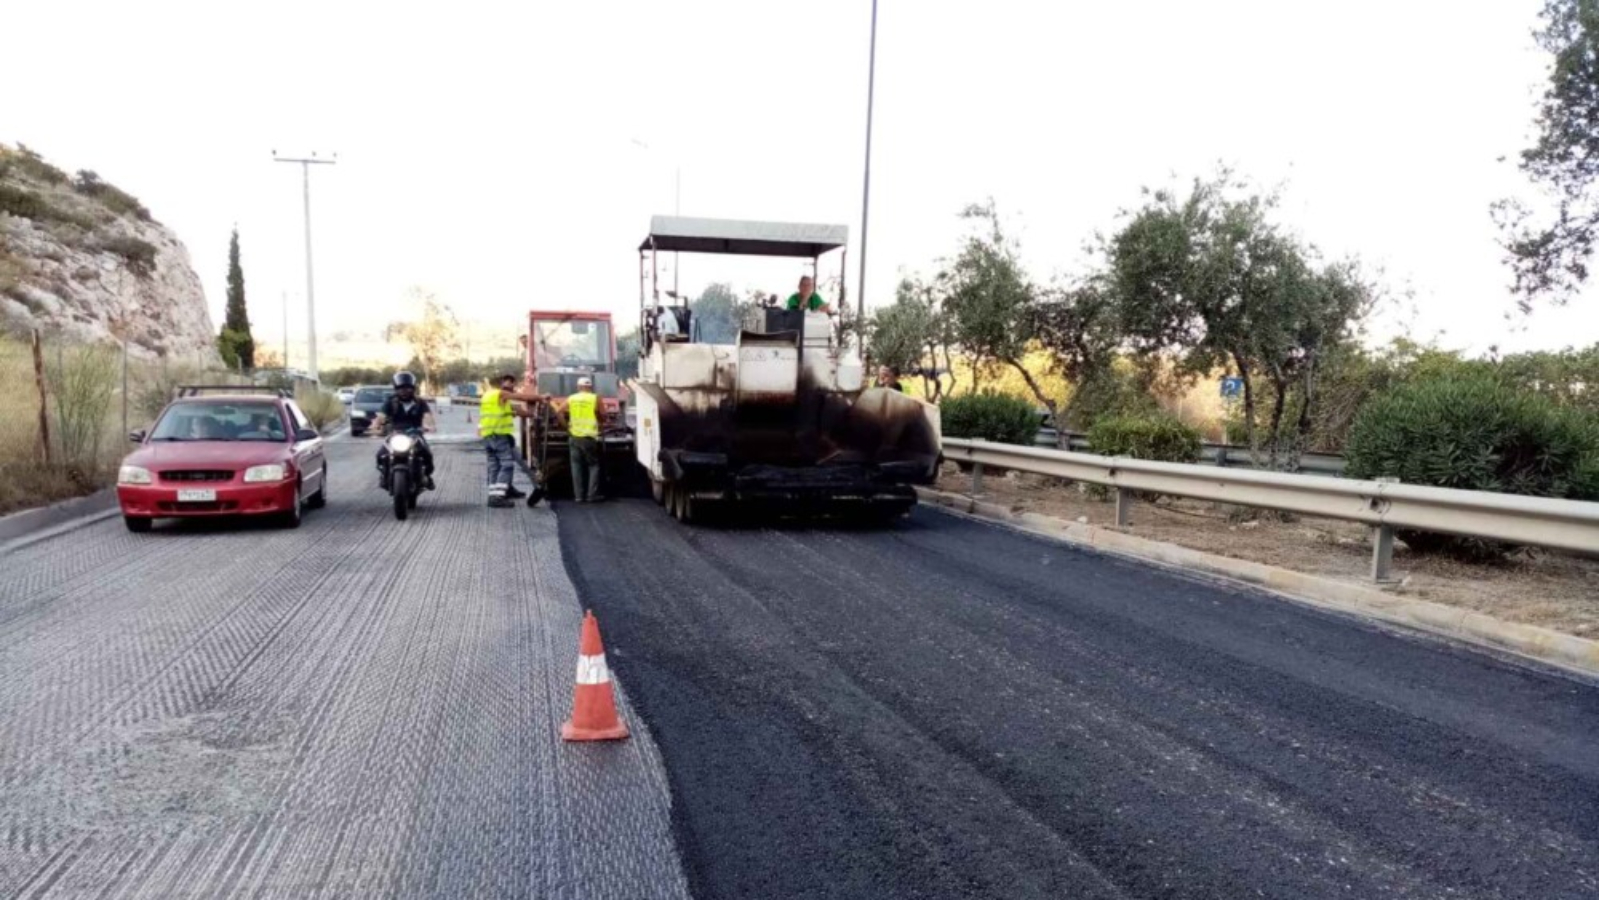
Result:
[866, 174, 1379, 471]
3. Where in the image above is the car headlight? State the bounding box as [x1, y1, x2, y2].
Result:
[387, 434, 415, 454]
[243, 464, 288, 483]
[118, 466, 152, 485]
[351, 410, 369, 419]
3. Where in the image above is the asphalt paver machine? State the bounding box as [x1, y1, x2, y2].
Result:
[632, 215, 941, 523]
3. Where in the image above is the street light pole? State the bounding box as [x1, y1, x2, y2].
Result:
[281, 290, 289, 370]
[674, 165, 682, 299]
[857, 0, 879, 331]
[272, 151, 336, 382]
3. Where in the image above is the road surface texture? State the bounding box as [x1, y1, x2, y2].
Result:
[558, 500, 1599, 900]
[0, 405, 690, 899]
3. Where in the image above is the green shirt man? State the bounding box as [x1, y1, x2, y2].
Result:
[785, 275, 832, 313]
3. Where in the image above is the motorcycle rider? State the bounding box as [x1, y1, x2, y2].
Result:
[374, 371, 436, 490]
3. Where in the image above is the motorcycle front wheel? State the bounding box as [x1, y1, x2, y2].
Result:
[392, 469, 410, 521]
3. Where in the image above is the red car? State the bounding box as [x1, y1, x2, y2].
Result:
[117, 387, 330, 532]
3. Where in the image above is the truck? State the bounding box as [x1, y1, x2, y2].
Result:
[632, 215, 941, 523]
[519, 310, 634, 496]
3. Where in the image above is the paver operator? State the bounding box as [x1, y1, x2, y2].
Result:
[785, 275, 832, 313]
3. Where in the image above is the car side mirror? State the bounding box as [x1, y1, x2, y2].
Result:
[128, 429, 146, 444]
[294, 428, 319, 442]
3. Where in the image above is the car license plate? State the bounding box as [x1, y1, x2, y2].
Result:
[177, 489, 216, 502]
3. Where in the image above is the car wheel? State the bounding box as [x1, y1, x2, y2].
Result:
[124, 516, 152, 533]
[280, 482, 304, 529]
[306, 465, 328, 509]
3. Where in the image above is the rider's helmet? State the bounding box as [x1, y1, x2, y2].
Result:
[392, 371, 418, 391]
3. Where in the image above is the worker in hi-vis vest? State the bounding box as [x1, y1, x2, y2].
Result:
[567, 376, 603, 503]
[480, 373, 542, 508]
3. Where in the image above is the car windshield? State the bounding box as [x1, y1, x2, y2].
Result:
[354, 388, 389, 404]
[532, 319, 611, 371]
[150, 401, 286, 442]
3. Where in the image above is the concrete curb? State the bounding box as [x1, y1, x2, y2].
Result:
[917, 487, 1599, 681]
[0, 488, 120, 550]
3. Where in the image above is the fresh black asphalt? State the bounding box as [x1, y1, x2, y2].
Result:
[557, 499, 1599, 900]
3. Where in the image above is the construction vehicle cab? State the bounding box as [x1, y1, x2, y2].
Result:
[633, 215, 942, 523]
[520, 311, 633, 494]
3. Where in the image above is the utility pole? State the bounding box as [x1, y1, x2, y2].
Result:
[857, 0, 879, 330]
[281, 290, 289, 370]
[272, 151, 336, 382]
[674, 165, 682, 299]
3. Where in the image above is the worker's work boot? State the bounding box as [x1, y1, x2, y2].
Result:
[504, 486, 526, 499]
[526, 487, 545, 508]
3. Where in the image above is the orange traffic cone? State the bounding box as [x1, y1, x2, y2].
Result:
[561, 611, 630, 742]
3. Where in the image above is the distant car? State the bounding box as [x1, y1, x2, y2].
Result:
[116, 388, 328, 532]
[336, 387, 355, 404]
[448, 383, 482, 405]
[348, 385, 391, 437]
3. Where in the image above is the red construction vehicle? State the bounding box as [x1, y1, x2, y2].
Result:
[518, 310, 634, 495]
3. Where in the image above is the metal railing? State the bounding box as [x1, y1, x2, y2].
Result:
[1035, 428, 1346, 476]
[941, 438, 1599, 582]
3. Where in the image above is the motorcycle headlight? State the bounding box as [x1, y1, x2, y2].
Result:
[118, 465, 152, 485]
[387, 434, 415, 454]
[350, 410, 369, 419]
[243, 464, 288, 483]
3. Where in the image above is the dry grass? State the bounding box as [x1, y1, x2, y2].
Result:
[938, 465, 1599, 639]
[0, 335, 246, 517]
[296, 389, 344, 431]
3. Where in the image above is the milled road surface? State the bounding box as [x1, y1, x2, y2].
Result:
[0, 406, 689, 899]
[558, 500, 1599, 900]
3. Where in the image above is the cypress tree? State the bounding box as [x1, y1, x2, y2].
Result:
[221, 226, 254, 368]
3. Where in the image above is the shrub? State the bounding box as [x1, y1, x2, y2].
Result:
[1063, 366, 1158, 431]
[45, 343, 118, 474]
[5, 145, 69, 185]
[0, 184, 48, 219]
[1345, 377, 1599, 557]
[73, 170, 152, 221]
[296, 389, 344, 431]
[0, 184, 97, 231]
[96, 235, 158, 278]
[1088, 414, 1203, 463]
[940, 391, 1041, 445]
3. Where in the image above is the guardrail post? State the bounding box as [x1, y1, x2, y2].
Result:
[1114, 487, 1131, 527]
[1370, 525, 1396, 583]
[971, 461, 984, 496]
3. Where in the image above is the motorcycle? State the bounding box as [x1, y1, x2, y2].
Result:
[379, 427, 427, 520]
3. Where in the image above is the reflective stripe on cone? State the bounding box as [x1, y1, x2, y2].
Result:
[561, 611, 630, 742]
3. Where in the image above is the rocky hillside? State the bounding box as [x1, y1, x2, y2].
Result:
[0, 143, 215, 359]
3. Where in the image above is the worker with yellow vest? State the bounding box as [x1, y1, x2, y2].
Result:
[480, 373, 543, 508]
[568, 376, 603, 503]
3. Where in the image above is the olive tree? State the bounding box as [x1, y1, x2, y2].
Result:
[1496, 0, 1599, 311]
[1108, 176, 1373, 469]
[868, 276, 957, 400]
[942, 201, 1058, 423]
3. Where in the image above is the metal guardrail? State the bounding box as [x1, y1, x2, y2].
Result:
[1036, 428, 1346, 476]
[942, 438, 1599, 582]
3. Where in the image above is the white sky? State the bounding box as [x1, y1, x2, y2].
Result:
[6, 0, 1597, 359]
